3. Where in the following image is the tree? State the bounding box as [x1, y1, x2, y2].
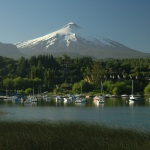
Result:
[103, 81, 113, 94]
[3, 78, 14, 90]
[32, 78, 42, 93]
[112, 87, 118, 95]
[80, 81, 95, 93]
[25, 88, 32, 95]
[44, 69, 55, 89]
[16, 57, 29, 77]
[23, 78, 32, 89]
[72, 82, 81, 94]
[14, 77, 24, 90]
[31, 66, 36, 79]
[144, 83, 150, 94]
[72, 80, 94, 94]
[91, 61, 105, 86]
[29, 56, 37, 66]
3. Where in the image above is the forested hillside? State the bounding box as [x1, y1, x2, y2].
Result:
[0, 55, 150, 95]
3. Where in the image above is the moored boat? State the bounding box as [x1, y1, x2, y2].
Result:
[93, 95, 105, 103]
[75, 97, 86, 103]
[129, 80, 139, 103]
[93, 81, 105, 104]
[121, 94, 129, 98]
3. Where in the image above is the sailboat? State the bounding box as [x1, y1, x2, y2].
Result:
[93, 81, 105, 104]
[30, 87, 38, 102]
[25, 87, 37, 104]
[129, 80, 138, 103]
[75, 83, 86, 103]
[3, 88, 12, 100]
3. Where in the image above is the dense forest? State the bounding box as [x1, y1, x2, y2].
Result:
[0, 55, 150, 96]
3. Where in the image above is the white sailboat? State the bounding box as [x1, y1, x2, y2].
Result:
[3, 88, 12, 100]
[129, 80, 138, 103]
[93, 81, 105, 104]
[75, 97, 86, 103]
[75, 83, 86, 103]
[25, 87, 37, 104]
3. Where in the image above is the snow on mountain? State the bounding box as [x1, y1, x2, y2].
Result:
[16, 22, 110, 48]
[16, 22, 149, 59]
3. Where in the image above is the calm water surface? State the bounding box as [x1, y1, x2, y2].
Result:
[0, 97, 150, 132]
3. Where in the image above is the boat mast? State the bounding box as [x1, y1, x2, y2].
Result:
[33, 87, 34, 96]
[101, 81, 103, 94]
[132, 80, 133, 95]
[81, 83, 82, 95]
[6, 88, 8, 97]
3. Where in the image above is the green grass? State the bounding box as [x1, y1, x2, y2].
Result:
[0, 121, 150, 150]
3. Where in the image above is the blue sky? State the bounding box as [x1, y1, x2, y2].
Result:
[0, 0, 150, 53]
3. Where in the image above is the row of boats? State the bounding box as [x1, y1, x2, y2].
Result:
[55, 95, 86, 103]
[92, 94, 141, 104]
[59, 93, 140, 104]
[92, 80, 141, 104]
[0, 80, 141, 105]
[0, 93, 141, 105]
[0, 94, 87, 104]
[0, 95, 38, 104]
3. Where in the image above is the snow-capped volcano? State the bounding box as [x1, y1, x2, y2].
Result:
[16, 22, 111, 50]
[16, 22, 149, 59]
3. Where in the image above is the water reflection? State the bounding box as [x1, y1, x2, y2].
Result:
[1, 96, 150, 107]
[0, 97, 150, 132]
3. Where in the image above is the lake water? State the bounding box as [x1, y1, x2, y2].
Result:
[0, 97, 150, 132]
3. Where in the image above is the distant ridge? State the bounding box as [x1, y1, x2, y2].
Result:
[0, 42, 24, 59]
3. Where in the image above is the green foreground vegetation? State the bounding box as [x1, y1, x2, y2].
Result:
[0, 121, 150, 150]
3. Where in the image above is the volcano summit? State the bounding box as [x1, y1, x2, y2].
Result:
[16, 22, 150, 59]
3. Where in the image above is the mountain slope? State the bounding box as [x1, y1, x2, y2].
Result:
[16, 22, 150, 59]
[0, 42, 24, 59]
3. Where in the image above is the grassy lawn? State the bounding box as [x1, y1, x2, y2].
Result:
[0, 121, 150, 150]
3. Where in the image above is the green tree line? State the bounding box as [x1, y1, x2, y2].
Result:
[0, 55, 150, 95]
